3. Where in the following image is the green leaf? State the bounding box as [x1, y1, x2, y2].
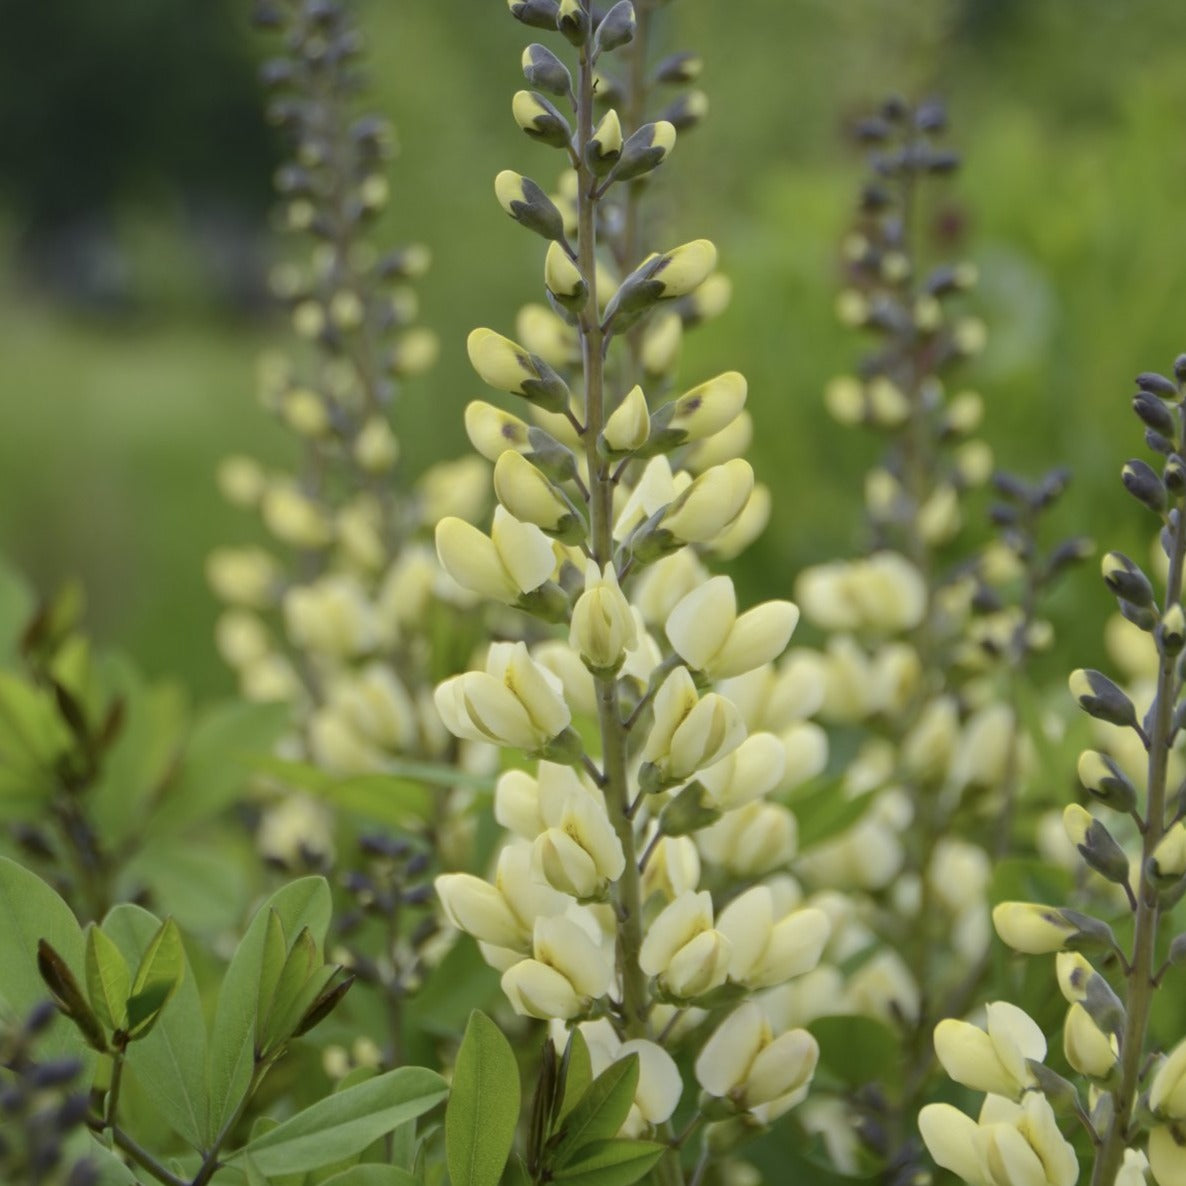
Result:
[125, 917, 183, 1039]
[38, 939, 107, 1052]
[320, 1168, 420, 1186]
[60, 1130, 143, 1185]
[323, 775, 432, 827]
[551, 1139, 666, 1186]
[259, 926, 318, 1049]
[0, 673, 68, 812]
[232, 1067, 448, 1176]
[0, 556, 33, 665]
[500, 1155, 531, 1186]
[89, 657, 188, 847]
[208, 877, 333, 1144]
[148, 699, 289, 836]
[548, 1055, 638, 1170]
[557, 1028, 592, 1124]
[103, 904, 208, 1149]
[120, 834, 253, 935]
[807, 1015, 898, 1087]
[85, 924, 131, 1032]
[989, 857, 1074, 908]
[787, 778, 876, 849]
[406, 936, 499, 1039]
[0, 858, 89, 1061]
[446, 1010, 521, 1186]
[256, 910, 288, 1027]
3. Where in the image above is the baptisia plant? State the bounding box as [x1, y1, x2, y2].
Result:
[433, 2, 830, 1183]
[923, 358, 1186, 1186]
[784, 98, 1087, 1178]
[208, 0, 497, 1071]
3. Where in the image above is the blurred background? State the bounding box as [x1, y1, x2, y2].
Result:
[2, 0, 1186, 696]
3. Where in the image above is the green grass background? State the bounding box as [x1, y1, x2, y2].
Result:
[3, 0, 1186, 694]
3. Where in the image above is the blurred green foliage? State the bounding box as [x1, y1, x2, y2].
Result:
[2, 0, 1186, 694]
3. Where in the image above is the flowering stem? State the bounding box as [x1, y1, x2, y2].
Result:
[575, 9, 649, 1046]
[574, 12, 681, 1185]
[1091, 442, 1186, 1185]
[86, 1115, 186, 1186]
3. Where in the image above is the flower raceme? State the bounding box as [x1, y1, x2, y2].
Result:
[433, 641, 573, 754]
[431, 1, 831, 1173]
[919, 1094, 1078, 1186]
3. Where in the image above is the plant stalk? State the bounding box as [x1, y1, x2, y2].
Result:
[1091, 484, 1186, 1184]
[574, 14, 682, 1186]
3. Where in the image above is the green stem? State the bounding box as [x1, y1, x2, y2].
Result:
[87, 1114, 187, 1186]
[105, 1044, 126, 1133]
[192, 1060, 271, 1186]
[617, 0, 653, 393]
[1092, 494, 1186, 1184]
[574, 15, 682, 1186]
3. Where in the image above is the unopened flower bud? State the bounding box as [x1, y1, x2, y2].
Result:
[698, 732, 787, 810]
[435, 872, 530, 951]
[502, 915, 613, 1019]
[661, 458, 753, 544]
[512, 90, 571, 149]
[642, 312, 682, 375]
[1063, 804, 1132, 886]
[468, 327, 571, 413]
[508, 0, 561, 29]
[217, 455, 267, 507]
[600, 385, 650, 456]
[640, 667, 746, 786]
[1151, 1040, 1186, 1119]
[1122, 458, 1167, 513]
[665, 576, 798, 680]
[1077, 749, 1138, 814]
[594, 0, 635, 53]
[654, 51, 702, 84]
[206, 547, 281, 608]
[494, 170, 567, 242]
[660, 89, 708, 132]
[434, 641, 571, 752]
[544, 241, 587, 311]
[494, 451, 584, 541]
[1151, 822, 1186, 882]
[586, 109, 623, 175]
[354, 417, 399, 473]
[611, 121, 676, 184]
[1101, 552, 1155, 607]
[1064, 1003, 1118, 1079]
[933, 1001, 1045, 1098]
[521, 42, 572, 96]
[556, 0, 588, 44]
[639, 890, 731, 999]
[1160, 603, 1186, 656]
[717, 887, 829, 990]
[695, 1002, 818, 1124]
[464, 401, 532, 461]
[606, 240, 718, 324]
[262, 484, 334, 548]
[1068, 668, 1138, 729]
[696, 801, 797, 878]
[436, 507, 554, 604]
[533, 788, 625, 900]
[992, 902, 1077, 954]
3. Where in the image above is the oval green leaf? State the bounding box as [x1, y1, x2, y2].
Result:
[233, 1066, 447, 1176]
[446, 1009, 521, 1186]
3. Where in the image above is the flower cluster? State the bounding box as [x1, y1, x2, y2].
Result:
[433, 2, 829, 1178]
[925, 358, 1186, 1186]
[0, 1002, 97, 1186]
[773, 98, 1092, 1177]
[210, 0, 493, 858]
